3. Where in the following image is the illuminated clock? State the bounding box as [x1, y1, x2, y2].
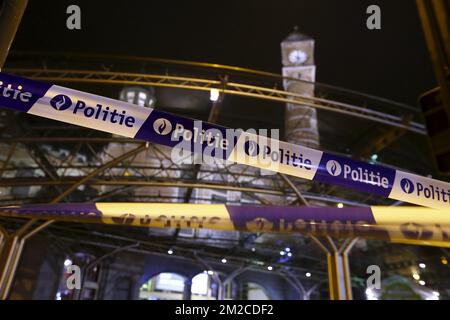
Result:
[288, 50, 308, 64]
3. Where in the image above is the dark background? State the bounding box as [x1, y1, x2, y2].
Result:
[11, 0, 436, 106]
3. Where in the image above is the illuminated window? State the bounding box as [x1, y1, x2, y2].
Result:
[154, 273, 185, 292]
[191, 273, 209, 296]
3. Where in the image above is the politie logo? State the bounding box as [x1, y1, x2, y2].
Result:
[324, 158, 390, 190]
[244, 140, 260, 157]
[153, 118, 172, 135]
[47, 93, 137, 128]
[396, 176, 450, 204]
[326, 160, 342, 177]
[50, 94, 72, 111]
[400, 178, 414, 194]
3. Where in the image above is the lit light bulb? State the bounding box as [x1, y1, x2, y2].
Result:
[267, 266, 273, 271]
[365, 288, 378, 300]
[210, 89, 220, 102]
[64, 259, 72, 267]
[337, 203, 344, 208]
[305, 272, 311, 277]
[167, 249, 173, 255]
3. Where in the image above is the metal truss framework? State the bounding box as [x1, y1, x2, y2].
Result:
[0, 134, 391, 207]
[5, 67, 426, 135]
[0, 53, 428, 300]
[0, 213, 328, 300]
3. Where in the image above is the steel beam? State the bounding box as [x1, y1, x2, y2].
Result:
[417, 0, 450, 117]
[4, 68, 426, 134]
[0, 142, 16, 178]
[0, 0, 28, 69]
[280, 173, 309, 206]
[51, 144, 147, 203]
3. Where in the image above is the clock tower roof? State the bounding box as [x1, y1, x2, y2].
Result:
[283, 26, 312, 42]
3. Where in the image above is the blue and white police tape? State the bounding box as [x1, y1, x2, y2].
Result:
[0, 72, 449, 209]
[0, 203, 450, 247]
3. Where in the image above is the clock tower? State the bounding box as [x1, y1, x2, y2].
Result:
[281, 27, 319, 148]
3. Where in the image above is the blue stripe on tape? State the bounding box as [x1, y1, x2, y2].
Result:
[135, 109, 241, 160]
[226, 205, 376, 225]
[0, 72, 52, 112]
[0, 203, 391, 240]
[314, 152, 396, 197]
[0, 72, 449, 208]
[0, 203, 102, 221]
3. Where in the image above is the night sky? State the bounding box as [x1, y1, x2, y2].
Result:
[11, 0, 436, 106]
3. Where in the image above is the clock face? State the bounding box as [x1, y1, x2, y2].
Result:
[288, 50, 308, 64]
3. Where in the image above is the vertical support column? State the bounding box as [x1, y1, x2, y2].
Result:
[326, 251, 343, 300]
[311, 236, 358, 300]
[0, 237, 18, 297]
[0, 225, 8, 253]
[341, 238, 358, 300]
[416, 0, 450, 114]
[216, 283, 225, 300]
[0, 236, 24, 300]
[182, 279, 192, 300]
[0, 219, 35, 299]
[327, 237, 346, 300]
[0, 0, 30, 295]
[0, 220, 53, 299]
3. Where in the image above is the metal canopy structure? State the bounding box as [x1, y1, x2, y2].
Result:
[1, 52, 444, 207]
[0, 53, 449, 301]
[5, 52, 426, 134]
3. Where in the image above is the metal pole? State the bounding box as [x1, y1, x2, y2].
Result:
[326, 252, 338, 300]
[0, 225, 8, 253]
[0, 220, 53, 299]
[416, 0, 450, 117]
[310, 235, 356, 300]
[279, 173, 309, 206]
[0, 0, 29, 69]
[341, 237, 358, 300]
[182, 279, 192, 300]
[0, 236, 19, 296]
[310, 235, 339, 300]
[51, 144, 148, 203]
[283, 173, 356, 300]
